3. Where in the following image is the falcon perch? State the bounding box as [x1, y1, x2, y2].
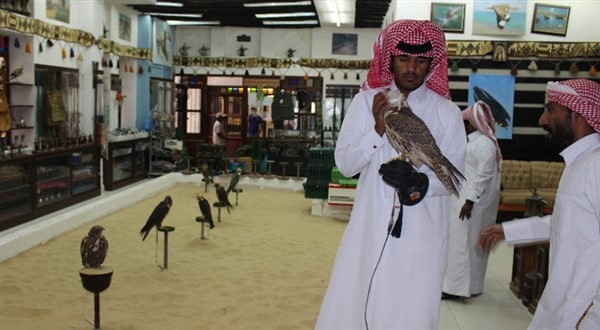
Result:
[384, 91, 464, 196]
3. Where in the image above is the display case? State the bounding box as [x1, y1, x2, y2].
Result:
[0, 144, 101, 231]
[0, 157, 32, 223]
[104, 137, 149, 191]
[36, 155, 70, 207]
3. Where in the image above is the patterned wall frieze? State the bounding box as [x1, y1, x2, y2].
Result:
[175, 41, 599, 70]
[0, 9, 151, 59]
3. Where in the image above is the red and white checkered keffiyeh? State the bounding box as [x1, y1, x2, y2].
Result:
[546, 79, 600, 133]
[463, 101, 502, 169]
[362, 19, 450, 99]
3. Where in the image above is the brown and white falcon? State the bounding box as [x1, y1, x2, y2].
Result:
[80, 225, 108, 268]
[384, 90, 464, 196]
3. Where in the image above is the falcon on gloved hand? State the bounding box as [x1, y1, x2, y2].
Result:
[384, 90, 464, 196]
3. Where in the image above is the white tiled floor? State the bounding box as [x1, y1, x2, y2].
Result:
[439, 243, 533, 330]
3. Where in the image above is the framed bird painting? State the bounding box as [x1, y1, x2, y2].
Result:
[431, 3, 466, 33]
[472, 0, 527, 36]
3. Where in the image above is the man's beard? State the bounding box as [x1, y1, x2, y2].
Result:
[543, 119, 574, 150]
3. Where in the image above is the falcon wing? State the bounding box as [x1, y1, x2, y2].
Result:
[140, 200, 170, 241]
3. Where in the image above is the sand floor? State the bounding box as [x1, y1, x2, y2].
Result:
[0, 184, 347, 330]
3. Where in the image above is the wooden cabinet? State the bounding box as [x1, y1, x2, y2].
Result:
[103, 137, 149, 190]
[0, 144, 101, 231]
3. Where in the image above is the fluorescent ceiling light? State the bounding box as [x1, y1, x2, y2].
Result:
[256, 12, 315, 19]
[244, 1, 311, 8]
[333, 0, 341, 27]
[167, 20, 220, 26]
[145, 12, 203, 18]
[156, 2, 184, 7]
[263, 20, 318, 25]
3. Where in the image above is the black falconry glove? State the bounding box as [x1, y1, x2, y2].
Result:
[379, 159, 429, 206]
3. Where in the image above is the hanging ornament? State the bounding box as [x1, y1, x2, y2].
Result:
[138, 65, 144, 74]
[101, 57, 107, 67]
[116, 60, 120, 69]
[70, 48, 75, 58]
[61, 47, 67, 59]
[179, 68, 184, 76]
[469, 58, 481, 73]
[223, 70, 227, 76]
[245, 69, 249, 76]
[554, 63, 561, 75]
[356, 72, 360, 80]
[317, 71, 322, 78]
[450, 60, 459, 72]
[38, 42, 43, 53]
[46, 39, 54, 47]
[147, 65, 151, 73]
[231, 71, 235, 76]
[129, 64, 134, 73]
[77, 53, 84, 62]
[304, 72, 309, 80]
[330, 72, 335, 80]
[510, 65, 518, 76]
[261, 68, 266, 75]
[271, 70, 275, 76]
[590, 64, 597, 76]
[109, 59, 114, 68]
[527, 60, 538, 71]
[569, 62, 579, 74]
[25, 40, 32, 54]
[14, 38, 20, 48]
[343, 71, 348, 80]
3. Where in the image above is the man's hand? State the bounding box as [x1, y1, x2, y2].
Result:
[459, 201, 474, 220]
[479, 224, 505, 252]
[373, 91, 390, 136]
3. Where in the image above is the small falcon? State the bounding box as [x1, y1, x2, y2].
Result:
[384, 91, 464, 196]
[196, 195, 215, 228]
[140, 195, 173, 241]
[214, 183, 233, 214]
[226, 168, 242, 194]
[80, 225, 108, 268]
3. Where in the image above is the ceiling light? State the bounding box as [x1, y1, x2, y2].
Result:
[333, 0, 341, 27]
[256, 12, 316, 19]
[244, 1, 311, 8]
[166, 20, 220, 26]
[145, 13, 203, 18]
[263, 20, 318, 25]
[156, 2, 184, 7]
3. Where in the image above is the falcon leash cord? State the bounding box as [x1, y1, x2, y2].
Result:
[364, 194, 402, 330]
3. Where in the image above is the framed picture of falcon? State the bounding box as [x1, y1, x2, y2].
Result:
[153, 18, 173, 67]
[431, 3, 466, 33]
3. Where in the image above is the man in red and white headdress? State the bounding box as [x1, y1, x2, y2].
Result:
[480, 79, 600, 329]
[443, 101, 502, 299]
[315, 20, 466, 329]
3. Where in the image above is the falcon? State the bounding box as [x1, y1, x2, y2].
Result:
[384, 91, 464, 196]
[140, 195, 173, 241]
[80, 225, 108, 268]
[201, 163, 212, 183]
[214, 183, 233, 214]
[226, 168, 242, 194]
[196, 194, 215, 228]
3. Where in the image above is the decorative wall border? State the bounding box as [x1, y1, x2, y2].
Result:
[0, 9, 152, 60]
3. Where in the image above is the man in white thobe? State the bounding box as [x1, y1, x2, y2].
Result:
[443, 101, 502, 298]
[315, 20, 466, 330]
[480, 79, 600, 329]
